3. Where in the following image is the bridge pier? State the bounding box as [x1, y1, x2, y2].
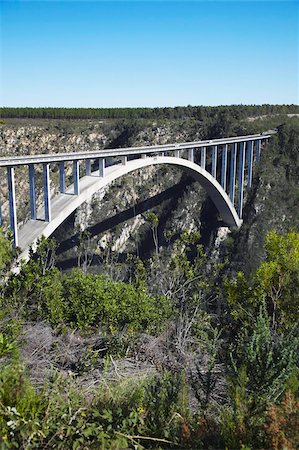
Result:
[201, 147, 206, 170]
[238, 142, 246, 219]
[121, 156, 128, 165]
[99, 158, 105, 177]
[247, 141, 253, 191]
[221, 144, 228, 190]
[256, 139, 261, 162]
[211, 146, 217, 178]
[188, 148, 194, 162]
[73, 160, 80, 195]
[7, 166, 18, 247]
[43, 163, 51, 222]
[229, 143, 237, 203]
[59, 161, 65, 193]
[174, 149, 181, 158]
[28, 164, 37, 220]
[85, 159, 92, 176]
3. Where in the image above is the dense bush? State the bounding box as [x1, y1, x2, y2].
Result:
[1, 236, 172, 334]
[0, 363, 187, 449]
[61, 269, 172, 332]
[225, 230, 299, 332]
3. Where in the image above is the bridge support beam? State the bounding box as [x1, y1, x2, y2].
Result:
[188, 148, 194, 162]
[238, 142, 246, 219]
[201, 147, 206, 170]
[73, 160, 80, 195]
[256, 139, 261, 162]
[99, 158, 105, 177]
[221, 144, 228, 190]
[174, 149, 181, 158]
[142, 154, 147, 159]
[7, 166, 18, 247]
[59, 161, 65, 193]
[85, 159, 92, 176]
[229, 143, 237, 204]
[28, 164, 37, 220]
[247, 141, 253, 191]
[211, 146, 217, 178]
[121, 156, 127, 165]
[43, 163, 51, 222]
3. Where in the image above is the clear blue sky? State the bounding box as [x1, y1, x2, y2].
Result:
[0, 0, 298, 107]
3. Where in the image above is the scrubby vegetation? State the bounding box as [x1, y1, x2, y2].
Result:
[0, 225, 298, 449]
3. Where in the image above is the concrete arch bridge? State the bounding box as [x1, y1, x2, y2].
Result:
[0, 132, 274, 261]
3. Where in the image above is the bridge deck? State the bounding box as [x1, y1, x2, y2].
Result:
[0, 132, 274, 167]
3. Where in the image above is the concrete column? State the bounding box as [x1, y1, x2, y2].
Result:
[7, 166, 18, 247]
[238, 142, 246, 219]
[256, 139, 261, 162]
[221, 144, 228, 190]
[43, 163, 51, 222]
[73, 160, 80, 195]
[121, 155, 128, 165]
[247, 141, 254, 191]
[85, 159, 92, 176]
[141, 154, 147, 159]
[188, 148, 194, 162]
[211, 146, 217, 178]
[229, 143, 237, 204]
[174, 149, 181, 158]
[28, 164, 37, 220]
[99, 158, 105, 177]
[160, 152, 165, 157]
[201, 147, 206, 170]
[59, 161, 65, 193]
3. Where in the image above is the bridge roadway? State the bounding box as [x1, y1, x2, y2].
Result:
[0, 132, 274, 167]
[18, 156, 242, 261]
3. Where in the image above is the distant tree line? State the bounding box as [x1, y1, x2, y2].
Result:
[0, 104, 298, 120]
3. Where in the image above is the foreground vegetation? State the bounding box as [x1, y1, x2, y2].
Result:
[0, 227, 298, 449]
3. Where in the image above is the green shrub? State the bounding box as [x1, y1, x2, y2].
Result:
[61, 269, 172, 332]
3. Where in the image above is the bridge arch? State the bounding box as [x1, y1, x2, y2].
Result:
[18, 156, 242, 261]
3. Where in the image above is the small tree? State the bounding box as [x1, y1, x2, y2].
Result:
[225, 230, 299, 333]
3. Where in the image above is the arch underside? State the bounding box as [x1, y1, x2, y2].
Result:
[18, 156, 242, 261]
